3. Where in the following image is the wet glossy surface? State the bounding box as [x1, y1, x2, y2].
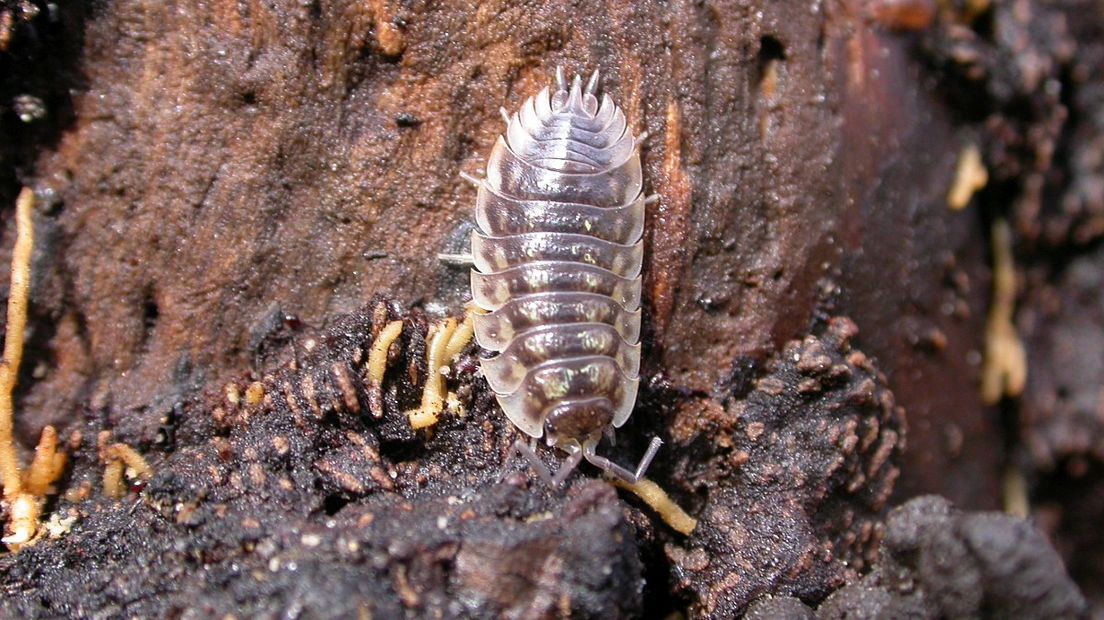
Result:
[472, 75, 644, 443]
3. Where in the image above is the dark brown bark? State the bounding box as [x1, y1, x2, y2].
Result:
[14, 0, 1000, 504]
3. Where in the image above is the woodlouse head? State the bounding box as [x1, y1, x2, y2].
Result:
[543, 397, 614, 447]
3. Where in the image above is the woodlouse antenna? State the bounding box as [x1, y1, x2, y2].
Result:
[582, 436, 662, 485]
[511, 435, 663, 488]
[585, 70, 600, 95]
[510, 440, 585, 488]
[552, 445, 585, 486]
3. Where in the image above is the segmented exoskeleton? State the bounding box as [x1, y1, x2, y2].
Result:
[467, 68, 661, 486]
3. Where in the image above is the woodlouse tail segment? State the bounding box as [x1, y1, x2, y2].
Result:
[551, 71, 600, 117]
[585, 70, 600, 95]
[568, 74, 584, 110]
[584, 435, 663, 485]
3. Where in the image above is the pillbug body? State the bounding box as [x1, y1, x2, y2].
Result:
[469, 69, 660, 485]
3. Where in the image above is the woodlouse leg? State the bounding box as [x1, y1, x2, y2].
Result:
[501, 439, 543, 484]
[499, 107, 511, 125]
[555, 66, 566, 91]
[583, 436, 663, 484]
[459, 171, 483, 187]
[510, 439, 553, 486]
[508, 440, 583, 488]
[644, 194, 660, 205]
[550, 445, 584, 487]
[436, 253, 475, 266]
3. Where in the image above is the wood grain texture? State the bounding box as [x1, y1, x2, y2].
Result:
[1, 0, 1001, 506]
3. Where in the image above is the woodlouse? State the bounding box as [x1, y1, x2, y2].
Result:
[466, 68, 660, 486]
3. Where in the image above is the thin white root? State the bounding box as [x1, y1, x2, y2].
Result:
[101, 440, 153, 499]
[443, 312, 474, 361]
[0, 188, 69, 550]
[24, 425, 65, 496]
[1002, 464, 1029, 518]
[980, 218, 1027, 404]
[0, 187, 34, 502]
[2, 495, 40, 546]
[367, 320, 405, 387]
[366, 319, 404, 419]
[407, 318, 456, 430]
[102, 459, 124, 500]
[406, 311, 475, 430]
[611, 477, 697, 535]
[947, 143, 988, 211]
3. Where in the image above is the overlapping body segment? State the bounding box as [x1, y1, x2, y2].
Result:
[475, 187, 645, 244]
[469, 70, 646, 462]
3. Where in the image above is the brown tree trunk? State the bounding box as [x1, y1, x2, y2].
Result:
[0, 0, 1098, 617]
